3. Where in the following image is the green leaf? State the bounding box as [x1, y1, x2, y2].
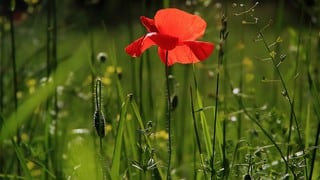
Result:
[110, 96, 130, 180]
[11, 139, 33, 179]
[0, 42, 89, 141]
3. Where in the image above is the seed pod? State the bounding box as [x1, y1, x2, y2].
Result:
[94, 110, 106, 138]
[243, 174, 251, 180]
[170, 94, 178, 111]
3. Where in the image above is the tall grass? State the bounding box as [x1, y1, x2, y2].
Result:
[306, 24, 320, 180]
[0, 1, 319, 179]
[8, 0, 21, 176]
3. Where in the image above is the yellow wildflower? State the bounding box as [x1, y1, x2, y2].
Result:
[242, 57, 253, 72]
[154, 130, 169, 140]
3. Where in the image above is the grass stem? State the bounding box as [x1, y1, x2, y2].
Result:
[0, 16, 4, 175]
[211, 54, 220, 178]
[309, 122, 320, 180]
[236, 96, 297, 178]
[44, 0, 53, 178]
[0, 20, 4, 113]
[212, 13, 228, 179]
[9, 1, 20, 175]
[190, 87, 207, 179]
[258, 31, 306, 177]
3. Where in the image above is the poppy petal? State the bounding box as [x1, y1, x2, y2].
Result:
[158, 41, 214, 66]
[149, 33, 178, 50]
[184, 41, 215, 60]
[140, 16, 158, 32]
[125, 36, 156, 57]
[154, 8, 206, 41]
[125, 33, 178, 57]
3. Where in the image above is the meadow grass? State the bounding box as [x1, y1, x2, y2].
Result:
[0, 1, 320, 179]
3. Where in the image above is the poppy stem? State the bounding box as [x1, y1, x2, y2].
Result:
[165, 51, 172, 180]
[9, 1, 20, 176]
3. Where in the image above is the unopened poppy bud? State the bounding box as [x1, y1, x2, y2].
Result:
[117, 71, 122, 79]
[170, 94, 178, 111]
[94, 110, 106, 138]
[93, 78, 106, 138]
[243, 174, 251, 180]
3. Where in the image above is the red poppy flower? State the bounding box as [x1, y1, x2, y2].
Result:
[125, 8, 214, 66]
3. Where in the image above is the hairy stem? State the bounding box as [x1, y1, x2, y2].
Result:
[165, 51, 172, 180]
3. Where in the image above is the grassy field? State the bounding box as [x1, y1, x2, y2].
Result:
[0, 0, 320, 179]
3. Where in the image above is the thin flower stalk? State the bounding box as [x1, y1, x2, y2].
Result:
[257, 31, 306, 174]
[235, 95, 297, 178]
[9, 1, 20, 175]
[164, 51, 172, 179]
[212, 14, 228, 179]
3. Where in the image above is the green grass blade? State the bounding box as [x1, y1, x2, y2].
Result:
[192, 66, 212, 159]
[213, 108, 223, 160]
[305, 103, 311, 149]
[0, 42, 89, 141]
[307, 66, 320, 180]
[110, 96, 130, 179]
[104, 35, 131, 179]
[190, 87, 208, 178]
[124, 113, 138, 161]
[130, 99, 166, 179]
[194, 84, 212, 158]
[11, 139, 33, 179]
